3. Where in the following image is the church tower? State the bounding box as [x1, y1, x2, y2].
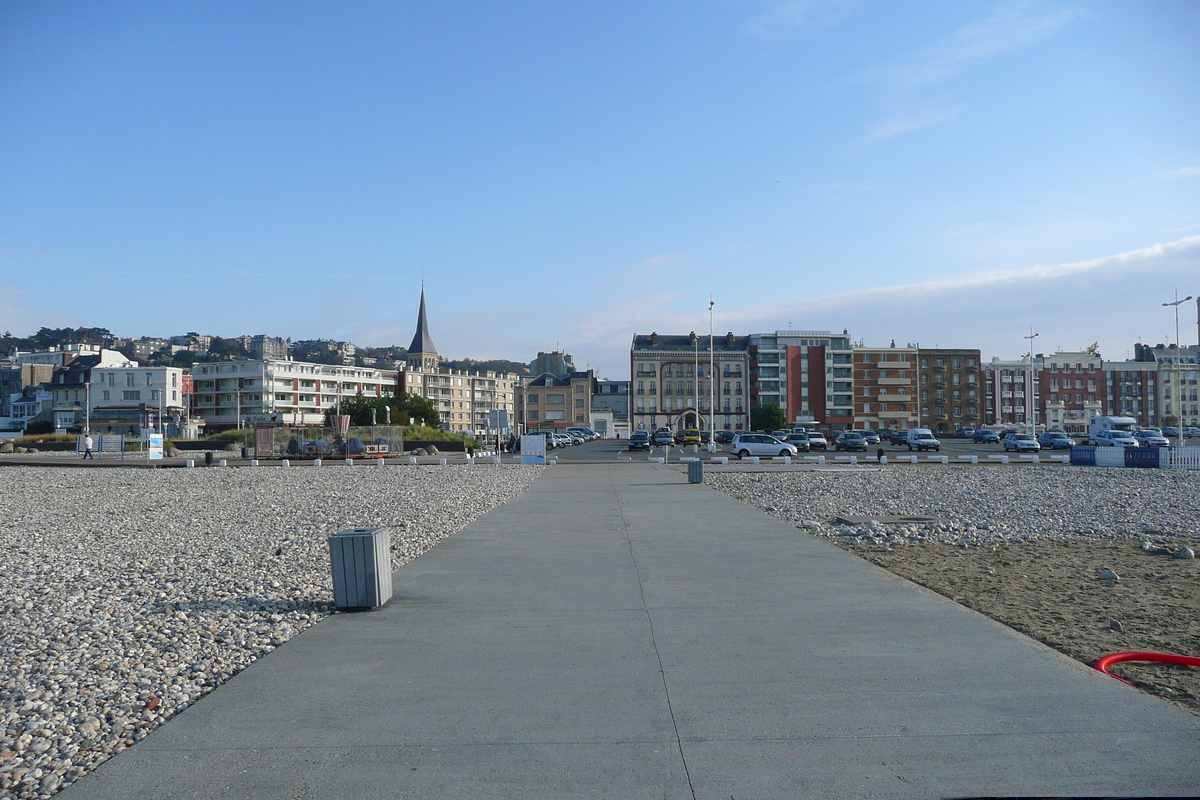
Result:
[406, 285, 439, 372]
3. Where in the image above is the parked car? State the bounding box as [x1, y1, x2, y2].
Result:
[700, 430, 711, 443]
[1094, 429, 1140, 447]
[888, 430, 909, 445]
[1162, 427, 1181, 437]
[835, 432, 868, 451]
[628, 431, 651, 451]
[1003, 433, 1041, 452]
[906, 429, 941, 451]
[1037, 432, 1076, 449]
[683, 428, 701, 444]
[806, 431, 829, 450]
[783, 433, 811, 452]
[853, 430, 880, 445]
[714, 430, 735, 444]
[553, 433, 576, 448]
[1132, 429, 1169, 447]
[729, 433, 798, 459]
[566, 426, 599, 440]
[973, 430, 1000, 443]
[1185, 427, 1200, 439]
[652, 429, 674, 447]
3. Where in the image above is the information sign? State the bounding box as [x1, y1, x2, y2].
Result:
[520, 434, 545, 465]
[147, 433, 164, 460]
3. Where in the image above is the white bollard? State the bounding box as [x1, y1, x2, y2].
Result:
[771, 456, 791, 464]
[849, 455, 858, 465]
[1020, 455, 1040, 464]
[746, 456, 759, 464]
[314, 458, 322, 467]
[186, 459, 195, 468]
[817, 455, 825, 465]
[281, 459, 290, 467]
[492, 456, 501, 465]
[692, 444, 699, 453]
[879, 455, 887, 464]
[1050, 454, 1069, 463]
[439, 457, 447, 466]
[251, 459, 259, 466]
[649, 456, 665, 463]
[681, 456, 699, 462]
[466, 457, 474, 465]
[710, 456, 728, 464]
[957, 455, 978, 464]
[376, 457, 386, 466]
[408, 456, 417, 465]
[904, 456, 918, 464]
[987, 455, 1009, 464]
[219, 459, 227, 467]
[618, 455, 632, 461]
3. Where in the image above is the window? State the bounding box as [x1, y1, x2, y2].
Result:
[575, 384, 584, 393]
[126, 374, 135, 387]
[528, 394, 539, 404]
[575, 399, 584, 407]
[546, 410, 566, 420]
[528, 410, 539, 421]
[123, 390, 141, 400]
[101, 390, 109, 400]
[665, 381, 673, 394]
[151, 390, 159, 400]
[145, 373, 153, 386]
[546, 394, 565, 404]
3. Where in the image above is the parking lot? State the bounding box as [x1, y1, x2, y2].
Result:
[546, 433, 1063, 462]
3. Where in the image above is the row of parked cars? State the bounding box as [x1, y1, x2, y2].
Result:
[532, 427, 601, 450]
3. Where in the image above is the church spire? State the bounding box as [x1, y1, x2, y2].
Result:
[406, 285, 438, 371]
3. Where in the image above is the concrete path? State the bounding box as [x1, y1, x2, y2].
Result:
[61, 463, 1200, 799]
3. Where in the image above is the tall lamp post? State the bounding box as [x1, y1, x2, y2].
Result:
[1024, 330, 1039, 435]
[708, 297, 716, 452]
[1163, 291, 1193, 447]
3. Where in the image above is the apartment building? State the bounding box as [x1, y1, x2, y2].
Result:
[191, 359, 397, 429]
[983, 357, 1040, 428]
[87, 365, 187, 434]
[917, 348, 982, 434]
[518, 370, 597, 430]
[1096, 361, 1157, 429]
[630, 332, 751, 433]
[748, 330, 854, 431]
[1037, 351, 1103, 436]
[591, 379, 629, 437]
[853, 345, 918, 432]
[1135, 343, 1200, 428]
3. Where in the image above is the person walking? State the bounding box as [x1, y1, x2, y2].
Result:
[83, 434, 94, 460]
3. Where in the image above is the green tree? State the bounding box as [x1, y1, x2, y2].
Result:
[325, 394, 440, 428]
[751, 404, 787, 432]
[1161, 414, 1179, 428]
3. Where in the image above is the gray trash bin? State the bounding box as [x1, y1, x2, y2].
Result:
[329, 527, 393, 609]
[687, 459, 703, 484]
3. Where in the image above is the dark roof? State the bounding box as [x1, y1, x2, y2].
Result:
[526, 372, 569, 387]
[631, 333, 750, 353]
[407, 288, 438, 356]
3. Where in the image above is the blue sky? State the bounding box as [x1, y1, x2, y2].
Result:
[2, 0, 1198, 377]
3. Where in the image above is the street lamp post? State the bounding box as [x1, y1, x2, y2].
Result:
[1162, 291, 1193, 448]
[1024, 330, 1040, 436]
[708, 296, 715, 452]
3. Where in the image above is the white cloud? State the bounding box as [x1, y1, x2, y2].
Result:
[543, 235, 1200, 376]
[742, 0, 858, 40]
[860, 2, 1084, 141]
[0, 286, 79, 337]
[1161, 164, 1200, 180]
[878, 2, 1086, 87]
[869, 106, 961, 140]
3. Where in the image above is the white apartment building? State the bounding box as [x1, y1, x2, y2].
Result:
[191, 359, 398, 429]
[86, 365, 187, 434]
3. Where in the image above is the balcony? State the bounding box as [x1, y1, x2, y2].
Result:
[877, 377, 911, 386]
[875, 393, 909, 402]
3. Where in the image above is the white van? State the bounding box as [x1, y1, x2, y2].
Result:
[905, 429, 941, 452]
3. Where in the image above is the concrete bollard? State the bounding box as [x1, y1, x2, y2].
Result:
[345, 458, 354, 466]
[281, 459, 290, 467]
[492, 456, 501, 465]
[219, 459, 228, 467]
[408, 456, 417, 465]
[957, 455, 978, 464]
[314, 458, 322, 467]
[376, 457, 386, 466]
[692, 444, 699, 453]
[746, 456, 759, 464]
[466, 457, 474, 465]
[649, 456, 665, 463]
[439, 457, 447, 466]
[186, 459, 195, 468]
[251, 459, 259, 467]
[816, 455, 825, 465]
[771, 456, 791, 464]
[710, 456, 728, 464]
[878, 455, 887, 464]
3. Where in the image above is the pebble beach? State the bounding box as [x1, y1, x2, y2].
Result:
[0, 464, 541, 799]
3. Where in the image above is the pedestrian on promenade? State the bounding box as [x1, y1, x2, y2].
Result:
[83, 434, 94, 459]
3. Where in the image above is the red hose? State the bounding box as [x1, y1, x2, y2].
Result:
[1094, 651, 1200, 687]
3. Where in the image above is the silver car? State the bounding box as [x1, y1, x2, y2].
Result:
[729, 434, 798, 459]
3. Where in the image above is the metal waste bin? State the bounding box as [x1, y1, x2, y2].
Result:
[329, 527, 393, 609]
[687, 459, 703, 484]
